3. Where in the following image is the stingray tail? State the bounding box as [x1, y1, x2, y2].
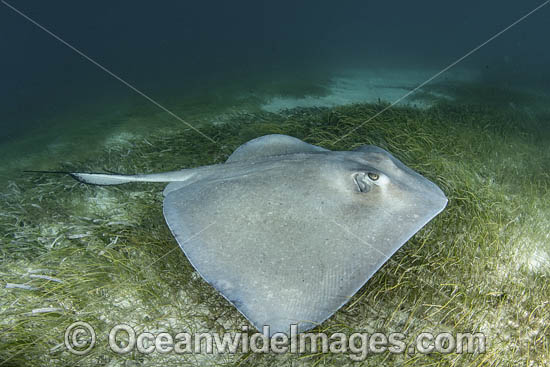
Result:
[24, 170, 194, 186]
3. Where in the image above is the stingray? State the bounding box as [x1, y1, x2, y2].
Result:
[40, 134, 448, 335]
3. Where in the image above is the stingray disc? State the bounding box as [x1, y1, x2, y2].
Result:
[162, 135, 448, 335]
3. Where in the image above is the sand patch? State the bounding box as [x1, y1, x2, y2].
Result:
[261, 68, 478, 112]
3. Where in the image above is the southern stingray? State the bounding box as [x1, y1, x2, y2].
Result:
[41, 134, 448, 335]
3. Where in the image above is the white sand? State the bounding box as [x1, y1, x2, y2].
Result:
[103, 131, 138, 148]
[261, 67, 479, 113]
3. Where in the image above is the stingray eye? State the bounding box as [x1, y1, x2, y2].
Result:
[368, 172, 379, 181]
[353, 172, 372, 193]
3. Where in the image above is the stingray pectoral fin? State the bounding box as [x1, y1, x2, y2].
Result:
[25, 169, 199, 186]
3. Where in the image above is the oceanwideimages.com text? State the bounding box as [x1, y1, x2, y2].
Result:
[65, 322, 486, 361]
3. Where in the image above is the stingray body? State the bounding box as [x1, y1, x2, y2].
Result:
[63, 134, 447, 335]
